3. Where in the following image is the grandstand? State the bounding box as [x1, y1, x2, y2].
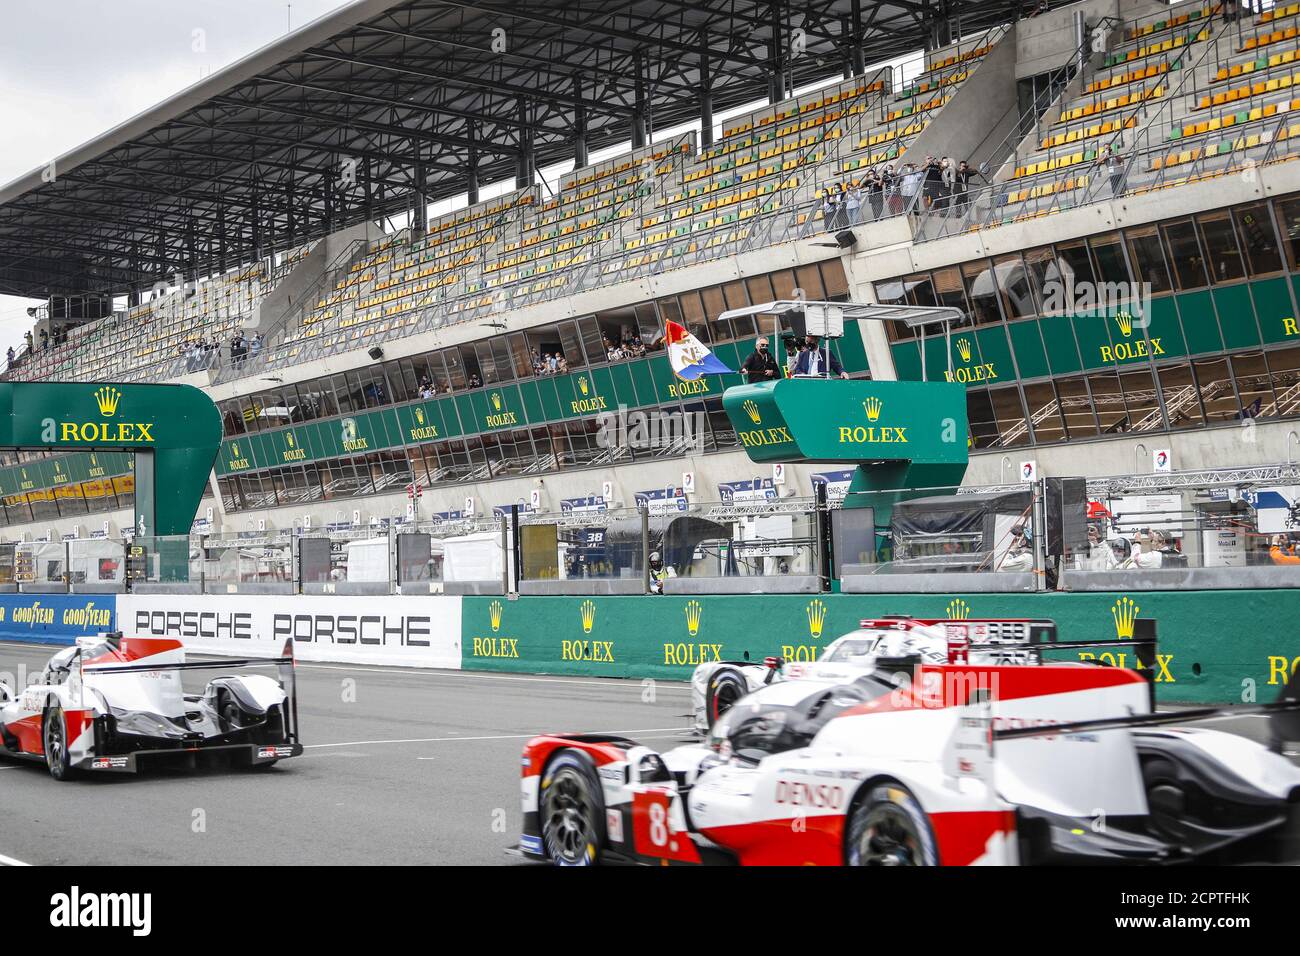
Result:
[1, 0, 1299, 559]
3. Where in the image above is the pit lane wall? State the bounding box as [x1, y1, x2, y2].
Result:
[460, 591, 1300, 705]
[19, 591, 1298, 704]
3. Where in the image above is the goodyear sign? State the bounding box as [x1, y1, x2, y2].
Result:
[0, 595, 117, 645]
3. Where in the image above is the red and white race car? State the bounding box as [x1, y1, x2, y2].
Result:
[0, 632, 301, 779]
[690, 617, 1057, 734]
[521, 650, 1300, 865]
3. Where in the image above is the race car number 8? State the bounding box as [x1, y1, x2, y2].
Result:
[632, 790, 700, 863]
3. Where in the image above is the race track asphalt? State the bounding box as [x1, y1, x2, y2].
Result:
[0, 640, 695, 865]
[0, 640, 1293, 866]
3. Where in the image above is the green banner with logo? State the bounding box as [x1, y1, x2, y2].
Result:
[461, 590, 1300, 704]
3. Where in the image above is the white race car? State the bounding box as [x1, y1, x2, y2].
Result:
[690, 617, 1055, 734]
[0, 632, 301, 779]
[520, 653, 1300, 866]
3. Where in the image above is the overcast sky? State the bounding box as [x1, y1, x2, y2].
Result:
[0, 0, 355, 348]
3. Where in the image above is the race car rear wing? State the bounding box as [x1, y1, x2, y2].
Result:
[958, 617, 1158, 710]
[79, 637, 300, 744]
[995, 663, 1300, 754]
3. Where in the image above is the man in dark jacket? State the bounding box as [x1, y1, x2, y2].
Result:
[740, 337, 781, 384]
[792, 335, 848, 378]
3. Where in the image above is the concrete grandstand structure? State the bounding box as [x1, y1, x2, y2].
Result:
[0, 0, 1298, 558]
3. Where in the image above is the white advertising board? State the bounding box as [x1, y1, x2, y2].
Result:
[117, 594, 463, 669]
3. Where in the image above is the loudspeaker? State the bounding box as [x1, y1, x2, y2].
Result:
[368, 346, 384, 361]
[1045, 476, 1088, 556]
[834, 229, 858, 248]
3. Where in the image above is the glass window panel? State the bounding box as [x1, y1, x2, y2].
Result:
[1234, 203, 1283, 276]
[1155, 363, 1204, 430]
[491, 336, 515, 382]
[990, 386, 1030, 447]
[1275, 196, 1300, 270]
[1194, 357, 1237, 426]
[1022, 382, 1067, 444]
[745, 274, 775, 305]
[994, 253, 1037, 320]
[966, 389, 999, 450]
[820, 258, 850, 299]
[1119, 368, 1161, 431]
[1197, 211, 1246, 283]
[1055, 377, 1098, 439]
[1161, 219, 1208, 290]
[1055, 239, 1096, 289]
[702, 286, 730, 342]
[906, 272, 937, 307]
[1231, 350, 1277, 420]
[557, 321, 585, 369]
[794, 264, 826, 301]
[770, 270, 799, 301]
[1088, 371, 1128, 433]
[961, 261, 1003, 327]
[1263, 346, 1300, 419]
[1089, 232, 1130, 286]
[475, 341, 501, 384]
[1125, 225, 1173, 295]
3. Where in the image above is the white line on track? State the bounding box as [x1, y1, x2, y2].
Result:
[0, 852, 31, 866]
[0, 642, 691, 691]
[306, 727, 688, 749]
[291, 661, 690, 689]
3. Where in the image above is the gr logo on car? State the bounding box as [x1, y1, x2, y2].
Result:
[774, 779, 844, 808]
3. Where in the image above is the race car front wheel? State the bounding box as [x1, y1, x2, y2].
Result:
[706, 667, 748, 725]
[845, 784, 938, 866]
[43, 704, 73, 782]
[539, 751, 607, 866]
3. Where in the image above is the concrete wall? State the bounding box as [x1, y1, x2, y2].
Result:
[248, 221, 377, 336]
[904, 24, 1022, 172]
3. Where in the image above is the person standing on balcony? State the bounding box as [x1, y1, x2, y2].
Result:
[845, 180, 863, 224]
[866, 170, 884, 221]
[900, 163, 923, 212]
[741, 337, 781, 384]
[949, 160, 984, 217]
[821, 187, 839, 232]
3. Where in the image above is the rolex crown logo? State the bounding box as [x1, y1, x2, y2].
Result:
[415, 408, 425, 424]
[491, 393, 502, 411]
[489, 599, 503, 633]
[742, 399, 761, 424]
[1115, 311, 1134, 337]
[231, 444, 239, 458]
[287, 433, 296, 448]
[685, 599, 703, 637]
[94, 386, 122, 417]
[1112, 595, 1138, 640]
[863, 396, 882, 423]
[580, 599, 596, 635]
[947, 598, 970, 621]
[806, 598, 826, 639]
[578, 376, 589, 396]
[955, 338, 972, 363]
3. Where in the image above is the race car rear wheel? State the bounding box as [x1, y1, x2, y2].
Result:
[845, 784, 938, 866]
[706, 667, 748, 725]
[43, 704, 73, 782]
[539, 751, 606, 866]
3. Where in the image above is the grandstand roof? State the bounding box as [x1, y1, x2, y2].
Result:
[0, 0, 1031, 299]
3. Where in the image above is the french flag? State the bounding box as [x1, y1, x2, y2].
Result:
[665, 320, 734, 381]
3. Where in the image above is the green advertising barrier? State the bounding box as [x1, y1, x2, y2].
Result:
[461, 591, 1300, 704]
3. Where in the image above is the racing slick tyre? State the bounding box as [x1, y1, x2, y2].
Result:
[706, 667, 749, 726]
[539, 750, 607, 866]
[845, 783, 938, 866]
[43, 704, 74, 782]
